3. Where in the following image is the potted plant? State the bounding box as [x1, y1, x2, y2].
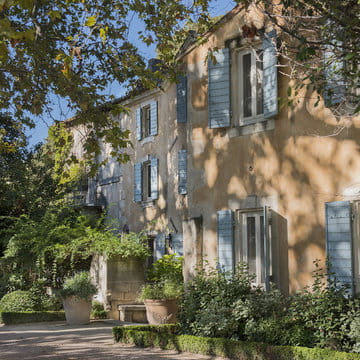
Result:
[58, 272, 97, 325]
[139, 254, 183, 325]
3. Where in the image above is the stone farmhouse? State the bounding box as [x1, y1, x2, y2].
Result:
[70, 4, 360, 316]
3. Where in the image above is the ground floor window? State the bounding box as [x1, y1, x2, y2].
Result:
[217, 207, 271, 289]
[236, 211, 265, 284]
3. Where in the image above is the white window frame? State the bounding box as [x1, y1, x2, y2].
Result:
[237, 46, 264, 125]
[236, 209, 265, 285]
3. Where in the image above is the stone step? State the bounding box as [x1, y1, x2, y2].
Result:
[118, 304, 147, 323]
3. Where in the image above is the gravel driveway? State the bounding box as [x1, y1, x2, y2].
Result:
[0, 320, 225, 359]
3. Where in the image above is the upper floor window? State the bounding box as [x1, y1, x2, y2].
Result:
[134, 156, 158, 203]
[238, 48, 264, 123]
[208, 30, 278, 130]
[136, 100, 158, 140]
[141, 105, 151, 139]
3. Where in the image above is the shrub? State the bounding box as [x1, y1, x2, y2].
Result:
[179, 260, 360, 352]
[113, 325, 360, 360]
[0, 311, 65, 325]
[180, 263, 255, 339]
[58, 272, 97, 300]
[139, 280, 183, 301]
[287, 260, 352, 351]
[28, 279, 62, 311]
[146, 254, 183, 283]
[91, 300, 107, 319]
[139, 254, 184, 301]
[0, 290, 37, 312]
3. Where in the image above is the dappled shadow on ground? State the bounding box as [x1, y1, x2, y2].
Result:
[0, 321, 223, 360]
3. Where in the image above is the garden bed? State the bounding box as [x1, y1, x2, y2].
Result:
[113, 325, 360, 360]
[0, 311, 65, 325]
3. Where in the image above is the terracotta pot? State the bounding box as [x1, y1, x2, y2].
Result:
[144, 299, 178, 325]
[63, 296, 92, 325]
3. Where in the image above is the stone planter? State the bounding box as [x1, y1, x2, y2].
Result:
[63, 296, 92, 325]
[144, 299, 178, 325]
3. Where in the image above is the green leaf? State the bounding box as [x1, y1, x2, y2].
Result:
[99, 27, 106, 42]
[345, 53, 355, 61]
[85, 16, 96, 27]
[48, 10, 62, 21]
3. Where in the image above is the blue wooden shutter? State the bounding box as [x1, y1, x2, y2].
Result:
[155, 233, 166, 260]
[263, 30, 278, 118]
[177, 75, 187, 123]
[217, 210, 234, 273]
[134, 162, 142, 202]
[136, 108, 142, 140]
[150, 157, 158, 200]
[324, 42, 345, 105]
[325, 201, 353, 295]
[150, 100, 158, 136]
[172, 233, 183, 256]
[178, 149, 187, 195]
[208, 48, 231, 128]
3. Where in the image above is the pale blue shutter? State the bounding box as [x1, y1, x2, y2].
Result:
[177, 75, 187, 123]
[155, 233, 166, 260]
[325, 201, 353, 295]
[150, 100, 158, 136]
[178, 149, 187, 195]
[150, 157, 158, 200]
[172, 233, 183, 256]
[217, 210, 234, 273]
[324, 42, 345, 105]
[134, 162, 142, 202]
[208, 48, 231, 128]
[263, 30, 278, 118]
[136, 108, 142, 140]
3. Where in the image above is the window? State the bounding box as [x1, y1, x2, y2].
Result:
[238, 48, 264, 122]
[142, 159, 152, 200]
[236, 211, 265, 284]
[136, 101, 158, 140]
[141, 105, 151, 138]
[176, 75, 187, 123]
[217, 207, 272, 288]
[208, 30, 278, 129]
[178, 149, 187, 195]
[134, 157, 158, 203]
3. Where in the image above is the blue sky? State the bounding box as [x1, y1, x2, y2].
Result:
[26, 0, 235, 147]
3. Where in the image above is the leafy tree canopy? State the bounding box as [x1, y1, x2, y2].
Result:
[0, 0, 212, 166]
[0, 0, 359, 171]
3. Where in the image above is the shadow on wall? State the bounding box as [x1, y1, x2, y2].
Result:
[187, 28, 360, 291]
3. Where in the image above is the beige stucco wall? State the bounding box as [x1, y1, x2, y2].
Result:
[181, 5, 360, 293]
[120, 83, 188, 240]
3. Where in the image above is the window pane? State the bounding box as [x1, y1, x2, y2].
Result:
[243, 53, 252, 118]
[247, 216, 256, 276]
[142, 161, 151, 200]
[142, 105, 151, 138]
[147, 163, 152, 198]
[260, 215, 265, 283]
[256, 50, 263, 115]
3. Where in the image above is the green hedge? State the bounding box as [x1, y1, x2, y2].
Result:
[113, 325, 360, 360]
[0, 311, 65, 325]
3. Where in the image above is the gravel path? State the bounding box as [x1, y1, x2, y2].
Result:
[0, 320, 225, 359]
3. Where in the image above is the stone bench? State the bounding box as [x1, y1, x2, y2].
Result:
[118, 304, 147, 323]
